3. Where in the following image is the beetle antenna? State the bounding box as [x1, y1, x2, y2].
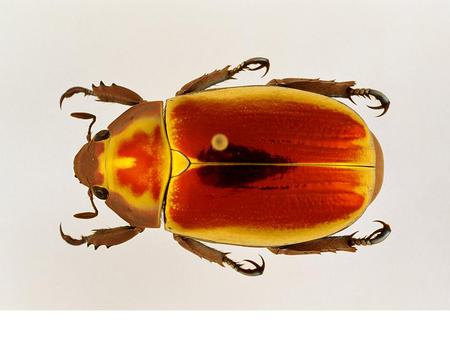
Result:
[73, 188, 98, 219]
[70, 112, 97, 142]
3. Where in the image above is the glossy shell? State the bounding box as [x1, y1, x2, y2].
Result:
[96, 101, 170, 228]
[163, 86, 380, 247]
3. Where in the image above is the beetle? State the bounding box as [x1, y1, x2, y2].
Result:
[59, 57, 391, 276]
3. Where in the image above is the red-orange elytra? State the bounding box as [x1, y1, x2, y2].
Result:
[169, 96, 368, 164]
[163, 87, 377, 246]
[168, 165, 366, 230]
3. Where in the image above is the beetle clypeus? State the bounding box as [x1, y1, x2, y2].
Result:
[60, 57, 391, 276]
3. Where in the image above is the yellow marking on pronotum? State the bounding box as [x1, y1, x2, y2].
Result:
[102, 116, 171, 211]
[113, 157, 136, 169]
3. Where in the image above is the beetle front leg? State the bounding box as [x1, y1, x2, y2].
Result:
[59, 224, 144, 249]
[268, 221, 391, 255]
[60, 81, 144, 108]
[176, 57, 270, 95]
[267, 78, 390, 116]
[173, 235, 265, 276]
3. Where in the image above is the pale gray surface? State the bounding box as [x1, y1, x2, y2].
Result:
[1, 0, 449, 309]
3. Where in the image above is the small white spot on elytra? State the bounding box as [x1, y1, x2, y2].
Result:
[211, 133, 229, 151]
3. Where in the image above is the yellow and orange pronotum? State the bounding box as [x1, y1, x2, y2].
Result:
[60, 57, 391, 276]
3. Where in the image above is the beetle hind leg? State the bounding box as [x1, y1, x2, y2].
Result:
[348, 88, 390, 117]
[267, 78, 390, 116]
[176, 57, 270, 95]
[268, 221, 391, 255]
[60, 81, 144, 108]
[349, 220, 391, 246]
[59, 224, 144, 249]
[173, 235, 265, 276]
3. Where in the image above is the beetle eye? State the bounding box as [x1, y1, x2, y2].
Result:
[93, 129, 110, 142]
[92, 186, 109, 200]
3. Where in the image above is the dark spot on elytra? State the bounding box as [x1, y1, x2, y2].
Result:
[197, 143, 288, 163]
[196, 165, 290, 188]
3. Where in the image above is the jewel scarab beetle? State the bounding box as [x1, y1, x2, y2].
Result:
[59, 57, 391, 276]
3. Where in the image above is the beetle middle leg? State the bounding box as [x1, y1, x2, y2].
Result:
[268, 221, 391, 255]
[59, 224, 144, 249]
[173, 234, 265, 276]
[60, 81, 144, 108]
[267, 78, 390, 116]
[176, 57, 270, 95]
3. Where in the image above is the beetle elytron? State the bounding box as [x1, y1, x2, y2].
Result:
[60, 57, 391, 276]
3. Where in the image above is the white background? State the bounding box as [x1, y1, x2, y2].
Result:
[1, 0, 449, 309]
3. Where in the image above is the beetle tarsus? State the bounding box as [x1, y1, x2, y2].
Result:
[231, 57, 270, 78]
[173, 235, 265, 276]
[59, 224, 87, 246]
[223, 254, 265, 276]
[349, 88, 390, 117]
[350, 220, 391, 246]
[348, 95, 357, 105]
[265, 77, 390, 116]
[176, 57, 271, 95]
[59, 224, 143, 249]
[60, 82, 143, 108]
[60, 87, 94, 108]
[267, 220, 391, 255]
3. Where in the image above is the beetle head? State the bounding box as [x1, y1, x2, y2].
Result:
[74, 138, 105, 188]
[72, 101, 170, 228]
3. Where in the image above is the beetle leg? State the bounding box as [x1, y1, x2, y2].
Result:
[349, 220, 391, 246]
[59, 224, 144, 249]
[176, 57, 270, 95]
[268, 220, 391, 255]
[173, 234, 265, 276]
[349, 88, 390, 117]
[60, 81, 144, 108]
[267, 78, 390, 116]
